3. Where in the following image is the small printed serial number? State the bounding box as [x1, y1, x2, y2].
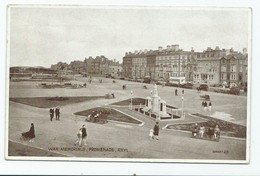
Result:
[212, 150, 229, 154]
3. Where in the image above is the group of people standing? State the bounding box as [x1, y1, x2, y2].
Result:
[175, 89, 185, 96]
[192, 123, 220, 141]
[202, 101, 212, 111]
[49, 107, 61, 121]
[74, 125, 88, 146]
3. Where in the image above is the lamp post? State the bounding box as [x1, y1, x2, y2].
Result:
[181, 96, 184, 118]
[130, 90, 133, 110]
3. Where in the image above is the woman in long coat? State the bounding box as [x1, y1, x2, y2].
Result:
[153, 122, 160, 140]
[22, 123, 35, 142]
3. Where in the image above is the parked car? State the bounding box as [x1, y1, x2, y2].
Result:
[180, 83, 193, 89]
[136, 79, 144, 83]
[144, 76, 151, 84]
[165, 82, 179, 87]
[119, 77, 125, 80]
[199, 84, 209, 91]
[229, 87, 240, 95]
[156, 78, 166, 85]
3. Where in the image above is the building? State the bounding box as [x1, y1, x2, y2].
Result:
[122, 45, 199, 81]
[91, 55, 111, 75]
[69, 60, 86, 73]
[122, 45, 248, 86]
[122, 54, 133, 78]
[220, 52, 248, 87]
[193, 47, 248, 86]
[109, 63, 122, 77]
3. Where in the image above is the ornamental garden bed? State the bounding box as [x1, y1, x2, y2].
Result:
[74, 107, 142, 125]
[9, 96, 104, 108]
[166, 113, 246, 138]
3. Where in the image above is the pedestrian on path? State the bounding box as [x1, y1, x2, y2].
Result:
[74, 128, 82, 146]
[204, 101, 208, 111]
[175, 89, 178, 96]
[49, 108, 54, 121]
[55, 107, 60, 120]
[208, 101, 212, 111]
[21, 123, 35, 142]
[81, 125, 87, 146]
[149, 129, 154, 140]
[153, 122, 160, 140]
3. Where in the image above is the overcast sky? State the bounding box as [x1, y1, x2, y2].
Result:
[9, 6, 250, 67]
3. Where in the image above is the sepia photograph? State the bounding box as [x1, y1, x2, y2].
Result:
[6, 5, 251, 163]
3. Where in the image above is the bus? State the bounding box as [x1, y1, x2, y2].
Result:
[168, 77, 186, 85]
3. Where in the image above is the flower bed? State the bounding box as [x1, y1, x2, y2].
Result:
[75, 107, 142, 125]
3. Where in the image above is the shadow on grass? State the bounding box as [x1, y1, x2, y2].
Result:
[9, 96, 105, 108]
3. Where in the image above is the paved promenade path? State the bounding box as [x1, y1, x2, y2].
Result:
[7, 78, 247, 160]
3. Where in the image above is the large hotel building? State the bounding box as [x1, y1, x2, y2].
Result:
[122, 45, 248, 86]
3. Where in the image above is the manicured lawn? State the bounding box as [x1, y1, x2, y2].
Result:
[167, 113, 246, 138]
[9, 96, 104, 108]
[8, 140, 66, 157]
[74, 107, 142, 125]
[110, 98, 146, 106]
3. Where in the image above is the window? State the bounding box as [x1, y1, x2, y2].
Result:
[231, 65, 236, 72]
[230, 74, 236, 80]
[239, 66, 243, 72]
[221, 65, 227, 72]
[221, 73, 226, 80]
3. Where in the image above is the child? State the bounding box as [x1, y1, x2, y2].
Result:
[149, 129, 154, 140]
[199, 126, 205, 138]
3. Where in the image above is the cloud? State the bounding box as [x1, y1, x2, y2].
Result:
[9, 6, 250, 67]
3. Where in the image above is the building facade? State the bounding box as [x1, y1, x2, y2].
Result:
[109, 64, 122, 77]
[122, 45, 248, 86]
[122, 45, 199, 81]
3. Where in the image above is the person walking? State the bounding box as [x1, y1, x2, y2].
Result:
[81, 125, 87, 146]
[74, 128, 82, 146]
[49, 108, 54, 121]
[55, 107, 60, 120]
[153, 122, 160, 140]
[175, 89, 178, 96]
[204, 101, 208, 111]
[208, 101, 212, 111]
[182, 89, 184, 95]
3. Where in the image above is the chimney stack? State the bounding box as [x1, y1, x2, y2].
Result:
[243, 48, 247, 54]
